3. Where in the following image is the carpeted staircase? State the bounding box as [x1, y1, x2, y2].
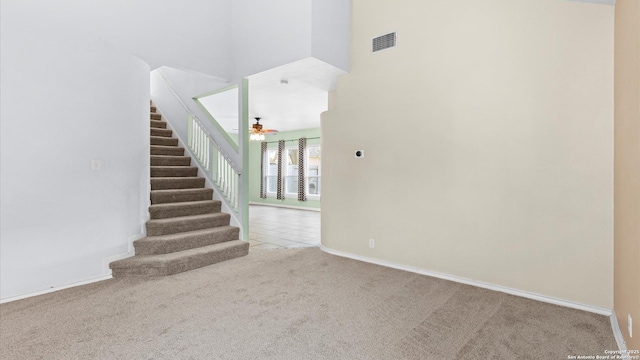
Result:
[109, 102, 249, 277]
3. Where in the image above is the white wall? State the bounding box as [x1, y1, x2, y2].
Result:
[0, 11, 150, 299]
[322, 0, 614, 309]
[157, 67, 230, 100]
[229, 0, 349, 80]
[4, 0, 348, 81]
[312, 0, 350, 72]
[2, 0, 233, 78]
[151, 67, 239, 165]
[231, 0, 313, 81]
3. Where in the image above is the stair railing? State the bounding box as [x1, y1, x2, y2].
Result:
[187, 114, 240, 211]
[150, 71, 246, 238]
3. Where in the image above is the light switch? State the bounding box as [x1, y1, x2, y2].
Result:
[91, 159, 102, 171]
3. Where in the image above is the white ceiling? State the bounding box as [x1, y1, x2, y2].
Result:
[198, 57, 345, 134]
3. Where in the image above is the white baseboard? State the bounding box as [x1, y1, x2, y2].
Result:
[0, 275, 113, 304]
[102, 233, 145, 272]
[249, 202, 321, 212]
[1, 232, 146, 305]
[320, 245, 613, 316]
[610, 312, 631, 359]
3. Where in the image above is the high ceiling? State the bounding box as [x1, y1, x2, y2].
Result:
[199, 57, 345, 135]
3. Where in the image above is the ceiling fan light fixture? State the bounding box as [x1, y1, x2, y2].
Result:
[249, 117, 277, 141]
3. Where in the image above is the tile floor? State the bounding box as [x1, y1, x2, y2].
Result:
[248, 205, 320, 250]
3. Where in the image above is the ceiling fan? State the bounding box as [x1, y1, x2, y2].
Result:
[249, 117, 278, 141]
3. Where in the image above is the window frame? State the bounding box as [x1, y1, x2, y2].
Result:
[264, 149, 279, 195]
[263, 144, 321, 200]
[305, 145, 321, 200]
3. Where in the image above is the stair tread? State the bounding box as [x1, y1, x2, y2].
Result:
[151, 176, 202, 181]
[150, 137, 179, 146]
[147, 212, 229, 225]
[150, 121, 167, 129]
[151, 145, 183, 149]
[150, 188, 213, 204]
[150, 166, 198, 169]
[150, 176, 206, 190]
[151, 188, 212, 194]
[151, 156, 189, 160]
[138, 226, 237, 242]
[149, 200, 220, 210]
[150, 155, 191, 165]
[150, 128, 172, 136]
[151, 155, 189, 158]
[134, 225, 239, 255]
[150, 199, 219, 206]
[110, 240, 247, 268]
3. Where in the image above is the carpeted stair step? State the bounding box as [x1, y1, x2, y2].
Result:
[151, 128, 173, 137]
[151, 166, 198, 178]
[151, 188, 214, 204]
[150, 120, 167, 129]
[151, 145, 184, 156]
[151, 155, 191, 167]
[110, 240, 249, 277]
[146, 213, 231, 236]
[150, 136, 179, 147]
[151, 177, 205, 190]
[110, 101, 247, 279]
[149, 200, 221, 219]
[133, 226, 239, 255]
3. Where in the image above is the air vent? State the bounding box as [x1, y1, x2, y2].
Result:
[372, 32, 396, 53]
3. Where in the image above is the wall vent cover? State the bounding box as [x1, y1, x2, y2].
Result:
[372, 32, 396, 53]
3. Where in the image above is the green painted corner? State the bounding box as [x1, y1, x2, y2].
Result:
[240, 79, 250, 241]
[249, 128, 322, 210]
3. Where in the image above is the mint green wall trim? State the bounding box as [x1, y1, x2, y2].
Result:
[239, 79, 250, 241]
[192, 98, 239, 153]
[249, 128, 321, 209]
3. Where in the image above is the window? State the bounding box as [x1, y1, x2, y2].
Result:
[306, 146, 321, 197]
[265, 149, 278, 193]
[285, 148, 299, 195]
[263, 145, 321, 199]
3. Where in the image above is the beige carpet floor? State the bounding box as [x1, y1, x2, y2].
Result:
[0, 248, 617, 360]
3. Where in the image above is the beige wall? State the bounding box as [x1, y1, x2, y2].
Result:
[322, 0, 614, 308]
[614, 0, 640, 350]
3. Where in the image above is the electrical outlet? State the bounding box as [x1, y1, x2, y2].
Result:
[629, 314, 633, 338]
[369, 239, 375, 248]
[91, 159, 102, 171]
